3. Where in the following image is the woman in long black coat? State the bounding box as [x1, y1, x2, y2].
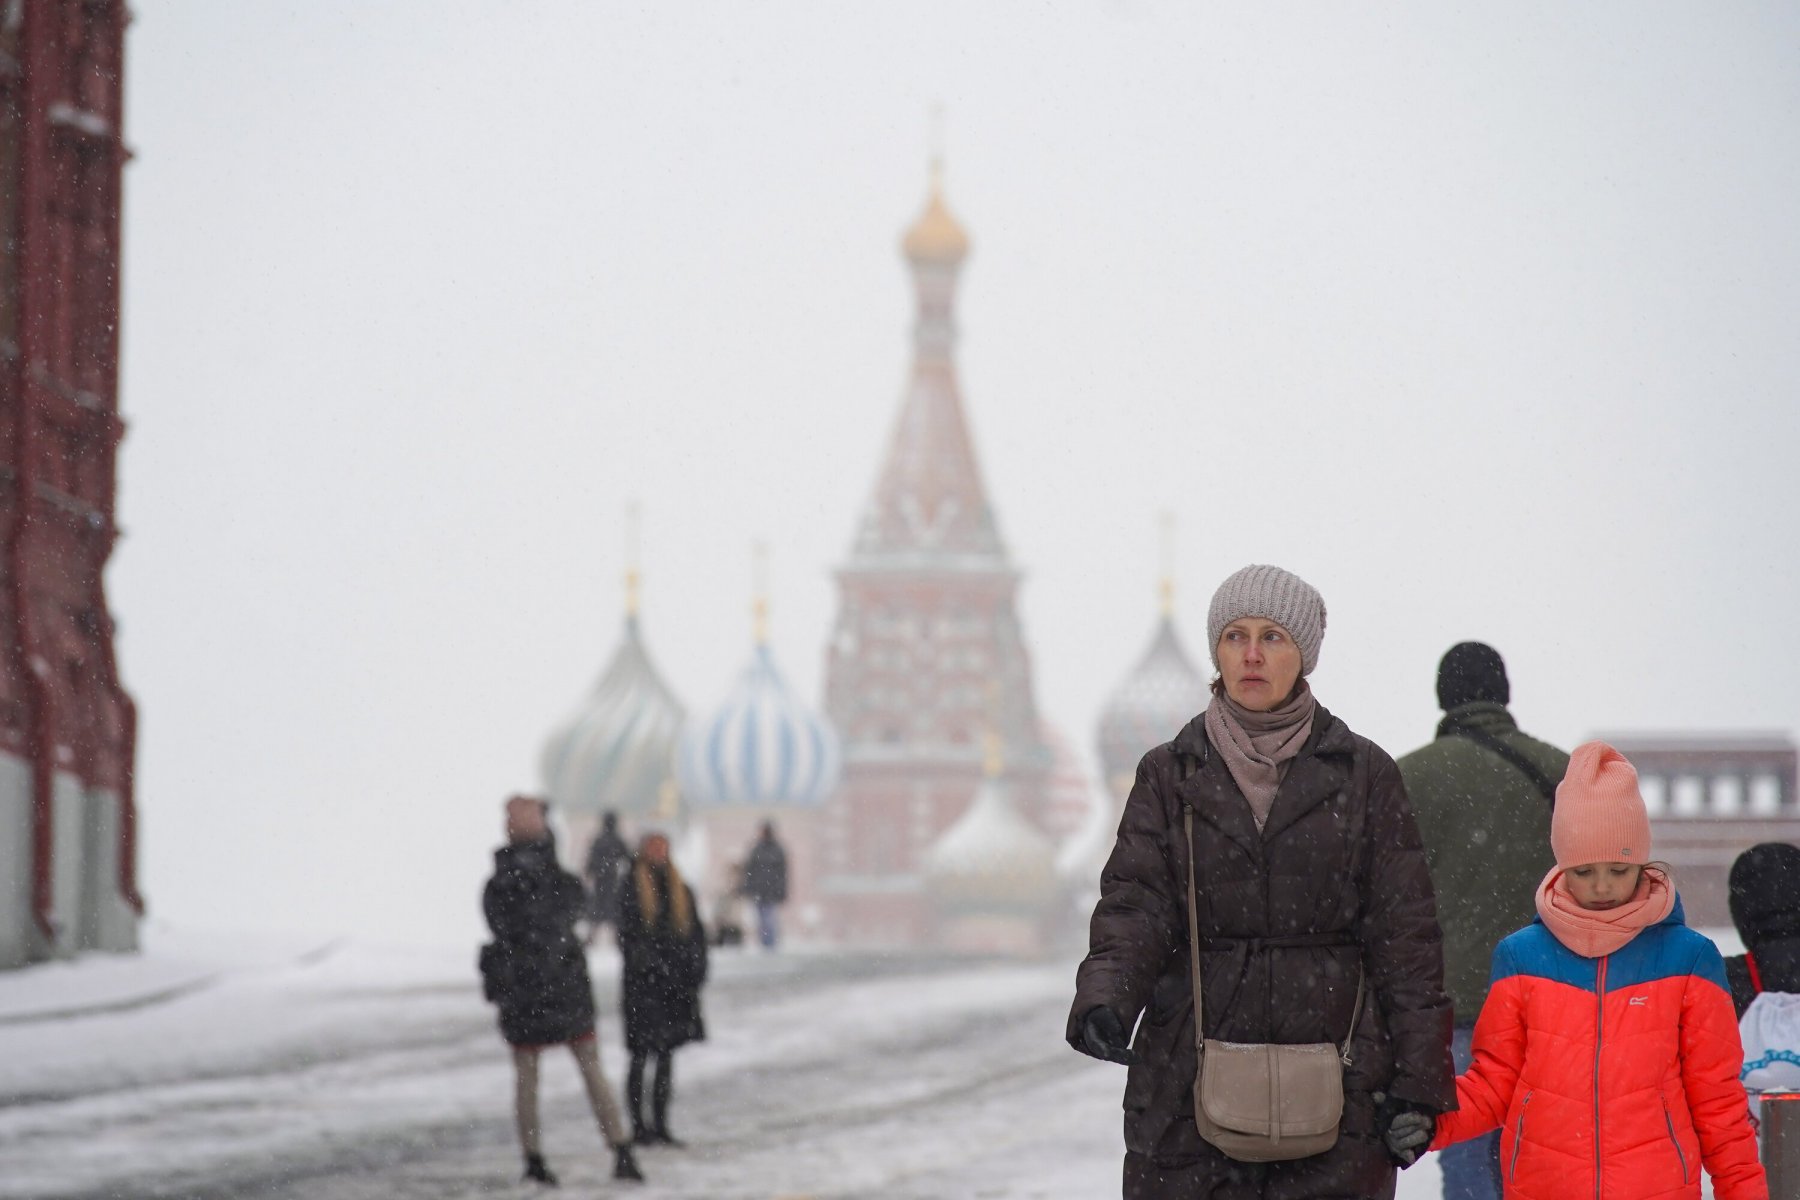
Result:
[1068, 565, 1454, 1200]
[482, 796, 642, 1185]
[616, 832, 708, 1145]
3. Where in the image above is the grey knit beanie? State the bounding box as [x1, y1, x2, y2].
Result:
[1207, 564, 1327, 676]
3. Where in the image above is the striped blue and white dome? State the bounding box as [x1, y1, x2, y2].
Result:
[680, 644, 841, 809]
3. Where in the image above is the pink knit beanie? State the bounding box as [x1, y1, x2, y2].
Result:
[1551, 742, 1652, 868]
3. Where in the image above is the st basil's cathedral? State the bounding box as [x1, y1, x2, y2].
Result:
[540, 164, 1211, 952]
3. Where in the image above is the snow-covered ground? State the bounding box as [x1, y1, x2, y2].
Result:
[2, 924, 1746, 1198]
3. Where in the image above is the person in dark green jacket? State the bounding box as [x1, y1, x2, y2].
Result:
[1396, 642, 1567, 1200]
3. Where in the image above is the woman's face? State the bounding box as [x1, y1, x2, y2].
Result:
[1216, 617, 1304, 712]
[1565, 862, 1643, 910]
[640, 835, 670, 867]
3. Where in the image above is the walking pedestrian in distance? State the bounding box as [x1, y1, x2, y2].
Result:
[584, 810, 631, 946]
[480, 795, 644, 1186]
[742, 821, 790, 950]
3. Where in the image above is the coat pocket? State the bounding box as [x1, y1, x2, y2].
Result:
[1508, 1091, 1533, 1183]
[1661, 1096, 1691, 1186]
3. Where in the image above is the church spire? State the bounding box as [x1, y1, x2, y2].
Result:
[751, 540, 770, 646]
[851, 153, 1003, 564]
[623, 501, 642, 619]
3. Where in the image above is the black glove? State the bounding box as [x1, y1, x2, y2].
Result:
[1077, 1006, 1137, 1066]
[1373, 1091, 1436, 1168]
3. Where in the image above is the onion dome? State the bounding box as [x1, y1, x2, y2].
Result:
[679, 643, 841, 810]
[901, 164, 970, 264]
[541, 611, 686, 819]
[923, 736, 1057, 916]
[1096, 608, 1209, 785]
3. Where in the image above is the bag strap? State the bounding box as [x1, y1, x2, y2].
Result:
[1447, 725, 1558, 808]
[1184, 803, 1208, 1060]
[1183, 803, 1366, 1066]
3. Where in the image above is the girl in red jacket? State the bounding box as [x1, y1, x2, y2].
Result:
[1427, 741, 1767, 1200]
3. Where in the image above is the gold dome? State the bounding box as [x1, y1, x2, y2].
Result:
[902, 168, 970, 264]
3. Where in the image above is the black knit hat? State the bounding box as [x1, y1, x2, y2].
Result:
[1437, 642, 1510, 711]
[1728, 842, 1800, 946]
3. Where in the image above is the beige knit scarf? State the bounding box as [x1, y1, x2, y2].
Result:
[1204, 681, 1318, 830]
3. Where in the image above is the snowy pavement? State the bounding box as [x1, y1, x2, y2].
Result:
[3, 925, 1466, 1198]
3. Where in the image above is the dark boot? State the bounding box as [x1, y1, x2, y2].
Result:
[522, 1153, 558, 1186]
[650, 1053, 682, 1146]
[613, 1144, 645, 1182]
[627, 1051, 653, 1144]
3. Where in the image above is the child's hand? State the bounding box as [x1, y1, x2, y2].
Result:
[1374, 1091, 1436, 1167]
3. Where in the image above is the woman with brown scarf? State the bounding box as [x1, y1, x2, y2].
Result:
[1068, 564, 1454, 1199]
[616, 832, 708, 1147]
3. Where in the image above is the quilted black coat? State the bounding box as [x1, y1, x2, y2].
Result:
[481, 838, 596, 1047]
[1068, 706, 1456, 1197]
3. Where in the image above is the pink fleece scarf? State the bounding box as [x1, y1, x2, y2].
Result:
[1535, 865, 1675, 958]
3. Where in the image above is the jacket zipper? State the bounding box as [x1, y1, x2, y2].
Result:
[1592, 955, 1607, 1200]
[1662, 1098, 1689, 1185]
[1509, 1090, 1533, 1181]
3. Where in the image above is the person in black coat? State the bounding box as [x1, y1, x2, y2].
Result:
[742, 821, 789, 949]
[1724, 841, 1800, 1018]
[616, 832, 708, 1146]
[482, 795, 643, 1185]
[584, 810, 631, 943]
[1068, 565, 1453, 1199]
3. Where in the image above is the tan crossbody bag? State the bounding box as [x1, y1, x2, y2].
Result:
[1183, 804, 1364, 1162]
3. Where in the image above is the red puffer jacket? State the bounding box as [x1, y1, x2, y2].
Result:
[1431, 901, 1766, 1200]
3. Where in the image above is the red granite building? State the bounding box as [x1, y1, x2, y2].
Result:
[0, 0, 139, 967]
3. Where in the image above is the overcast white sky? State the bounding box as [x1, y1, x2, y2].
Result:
[113, 2, 1800, 941]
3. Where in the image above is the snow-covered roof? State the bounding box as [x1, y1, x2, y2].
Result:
[923, 772, 1057, 916]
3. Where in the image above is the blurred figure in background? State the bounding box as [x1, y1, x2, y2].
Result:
[1724, 842, 1800, 1135]
[742, 821, 789, 950]
[617, 832, 708, 1147]
[1725, 841, 1800, 1017]
[481, 795, 643, 1186]
[1398, 642, 1566, 1200]
[709, 860, 748, 948]
[584, 810, 632, 946]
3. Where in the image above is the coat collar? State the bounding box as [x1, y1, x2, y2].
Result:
[1435, 701, 1519, 741]
[1170, 704, 1357, 852]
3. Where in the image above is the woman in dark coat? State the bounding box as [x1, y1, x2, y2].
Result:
[1068, 565, 1455, 1199]
[482, 796, 643, 1185]
[616, 831, 708, 1146]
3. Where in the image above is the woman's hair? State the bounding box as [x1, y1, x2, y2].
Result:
[633, 857, 695, 935]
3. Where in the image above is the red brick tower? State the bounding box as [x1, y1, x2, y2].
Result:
[0, 0, 138, 967]
[817, 165, 1052, 946]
